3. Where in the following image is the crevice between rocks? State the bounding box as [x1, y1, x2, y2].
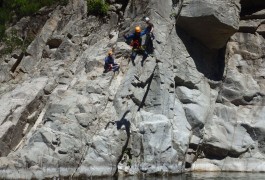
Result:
[0, 105, 21, 126]
[241, 124, 265, 154]
[10, 52, 24, 73]
[129, 94, 142, 106]
[174, 76, 198, 90]
[0, 93, 47, 157]
[199, 143, 249, 161]
[230, 93, 265, 106]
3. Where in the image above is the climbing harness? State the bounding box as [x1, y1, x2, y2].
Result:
[130, 39, 141, 49]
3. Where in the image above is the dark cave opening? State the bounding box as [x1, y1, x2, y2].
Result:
[185, 162, 191, 168]
[176, 27, 226, 81]
[119, 0, 130, 13]
[240, 0, 265, 17]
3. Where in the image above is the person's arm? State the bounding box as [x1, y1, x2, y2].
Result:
[111, 57, 116, 65]
[142, 28, 147, 36]
[124, 33, 135, 40]
[140, 31, 146, 37]
[150, 26, 154, 33]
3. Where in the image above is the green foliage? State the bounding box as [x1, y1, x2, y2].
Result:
[0, 29, 23, 55]
[0, 28, 35, 56]
[87, 0, 109, 16]
[0, 8, 11, 40]
[15, 1, 40, 17]
[0, 0, 69, 40]
[58, 0, 69, 6]
[0, 25, 6, 40]
[0, 8, 11, 24]
[10, 0, 67, 17]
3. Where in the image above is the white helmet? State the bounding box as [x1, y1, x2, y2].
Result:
[145, 17, 150, 22]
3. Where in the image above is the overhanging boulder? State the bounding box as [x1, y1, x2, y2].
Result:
[176, 0, 240, 49]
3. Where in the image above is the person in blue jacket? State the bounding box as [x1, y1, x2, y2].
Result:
[103, 50, 119, 73]
[124, 26, 148, 66]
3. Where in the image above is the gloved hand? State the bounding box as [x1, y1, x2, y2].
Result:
[150, 32, 155, 40]
[123, 34, 128, 39]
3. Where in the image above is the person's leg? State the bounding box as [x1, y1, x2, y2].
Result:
[131, 50, 137, 66]
[141, 50, 148, 66]
[112, 64, 119, 72]
[103, 64, 108, 73]
[145, 34, 153, 54]
[144, 34, 149, 52]
[149, 38, 154, 54]
[143, 50, 148, 59]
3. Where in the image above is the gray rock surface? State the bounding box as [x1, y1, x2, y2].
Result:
[176, 0, 240, 49]
[0, 77, 48, 157]
[0, 0, 265, 179]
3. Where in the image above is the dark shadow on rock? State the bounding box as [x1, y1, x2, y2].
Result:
[137, 64, 157, 111]
[176, 27, 225, 81]
[240, 0, 265, 17]
[10, 52, 24, 73]
[116, 0, 130, 13]
[105, 110, 131, 136]
[241, 123, 265, 154]
[105, 110, 131, 175]
[201, 142, 248, 160]
[201, 144, 227, 160]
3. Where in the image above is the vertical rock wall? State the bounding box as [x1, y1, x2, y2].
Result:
[192, 0, 265, 172]
[0, 0, 264, 178]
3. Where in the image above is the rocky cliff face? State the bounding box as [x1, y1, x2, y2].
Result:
[0, 0, 264, 178]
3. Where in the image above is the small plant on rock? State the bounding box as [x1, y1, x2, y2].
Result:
[87, 0, 109, 16]
[0, 29, 23, 54]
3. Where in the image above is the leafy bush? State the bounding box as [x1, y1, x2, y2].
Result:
[16, 1, 40, 17]
[0, 25, 5, 40]
[11, 0, 67, 17]
[87, 0, 109, 16]
[0, 0, 69, 40]
[0, 29, 23, 55]
[0, 8, 11, 39]
[0, 8, 11, 24]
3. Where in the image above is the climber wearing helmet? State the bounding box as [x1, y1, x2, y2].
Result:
[124, 26, 148, 66]
[103, 50, 119, 73]
[143, 17, 154, 54]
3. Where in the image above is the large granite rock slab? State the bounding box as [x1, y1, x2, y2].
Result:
[0, 0, 265, 178]
[0, 77, 48, 157]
